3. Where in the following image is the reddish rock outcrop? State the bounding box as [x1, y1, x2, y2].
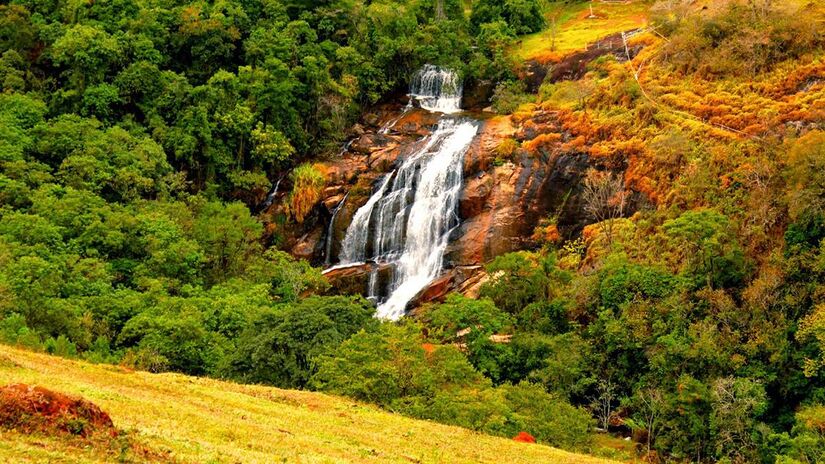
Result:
[322, 262, 393, 297]
[447, 110, 591, 267]
[0, 383, 115, 437]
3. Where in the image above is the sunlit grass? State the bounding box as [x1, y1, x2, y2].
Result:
[0, 345, 619, 464]
[512, 1, 651, 62]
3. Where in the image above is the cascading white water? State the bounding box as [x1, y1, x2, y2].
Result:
[409, 64, 462, 114]
[324, 192, 348, 266]
[339, 173, 394, 264]
[261, 175, 284, 209]
[335, 64, 477, 320]
[378, 65, 460, 133]
[375, 119, 477, 319]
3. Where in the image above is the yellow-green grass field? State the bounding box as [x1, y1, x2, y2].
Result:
[0, 345, 620, 464]
[512, 1, 651, 62]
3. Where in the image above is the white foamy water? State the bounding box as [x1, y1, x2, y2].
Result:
[409, 64, 462, 114]
[334, 65, 476, 319]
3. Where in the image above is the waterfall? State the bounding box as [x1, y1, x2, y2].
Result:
[339, 173, 394, 264]
[262, 175, 284, 209]
[409, 65, 462, 114]
[378, 106, 410, 134]
[335, 64, 477, 320]
[374, 119, 478, 319]
[324, 193, 348, 266]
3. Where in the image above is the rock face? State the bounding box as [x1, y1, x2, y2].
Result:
[268, 102, 601, 307]
[522, 31, 639, 93]
[322, 262, 393, 297]
[446, 111, 591, 267]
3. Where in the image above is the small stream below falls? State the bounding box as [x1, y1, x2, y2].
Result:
[332, 65, 478, 320]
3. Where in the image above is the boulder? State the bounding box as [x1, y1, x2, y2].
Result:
[408, 271, 455, 308]
[291, 227, 325, 262]
[394, 109, 441, 136]
[407, 265, 486, 310]
[459, 172, 494, 219]
[462, 78, 495, 111]
[322, 262, 392, 298]
[324, 155, 368, 185]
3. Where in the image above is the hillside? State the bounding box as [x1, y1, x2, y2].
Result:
[1, 0, 824, 462]
[0, 345, 617, 464]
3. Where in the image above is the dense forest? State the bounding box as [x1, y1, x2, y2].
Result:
[1, 0, 824, 462]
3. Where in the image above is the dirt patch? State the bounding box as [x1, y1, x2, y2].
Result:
[0, 383, 115, 437]
[0, 383, 171, 462]
[579, 9, 609, 20]
[523, 32, 628, 93]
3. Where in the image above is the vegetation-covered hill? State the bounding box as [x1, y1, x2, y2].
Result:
[0, 345, 618, 464]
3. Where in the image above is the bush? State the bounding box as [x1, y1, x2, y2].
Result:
[494, 137, 520, 163]
[480, 252, 556, 316]
[660, 2, 823, 77]
[287, 163, 326, 223]
[312, 323, 439, 406]
[491, 80, 532, 114]
[470, 0, 545, 35]
[421, 294, 512, 382]
[221, 295, 375, 389]
[598, 258, 680, 311]
[313, 320, 592, 451]
[502, 382, 594, 450]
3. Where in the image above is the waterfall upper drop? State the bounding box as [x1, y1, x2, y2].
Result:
[409, 65, 462, 114]
[334, 65, 477, 320]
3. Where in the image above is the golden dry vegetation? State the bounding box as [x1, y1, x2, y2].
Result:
[0, 345, 620, 464]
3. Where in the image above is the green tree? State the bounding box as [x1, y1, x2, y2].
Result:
[422, 294, 512, 381]
[664, 209, 747, 289]
[192, 200, 263, 284]
[221, 295, 375, 388]
[312, 323, 435, 405]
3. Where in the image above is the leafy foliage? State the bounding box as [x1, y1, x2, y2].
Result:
[312, 322, 593, 450]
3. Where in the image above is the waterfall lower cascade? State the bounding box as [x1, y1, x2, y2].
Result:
[335, 65, 477, 320]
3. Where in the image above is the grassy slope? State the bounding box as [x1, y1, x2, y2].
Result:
[513, 0, 820, 62]
[0, 345, 618, 464]
[513, 1, 651, 62]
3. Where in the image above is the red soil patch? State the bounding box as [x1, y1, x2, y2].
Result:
[513, 431, 536, 443]
[0, 383, 115, 437]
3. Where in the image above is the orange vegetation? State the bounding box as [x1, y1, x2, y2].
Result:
[513, 431, 537, 443]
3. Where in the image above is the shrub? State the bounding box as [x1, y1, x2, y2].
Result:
[470, 0, 545, 35]
[494, 137, 520, 162]
[312, 323, 439, 406]
[491, 80, 532, 114]
[480, 252, 555, 316]
[221, 295, 375, 388]
[421, 294, 512, 382]
[287, 163, 326, 223]
[598, 258, 680, 311]
[502, 382, 593, 450]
